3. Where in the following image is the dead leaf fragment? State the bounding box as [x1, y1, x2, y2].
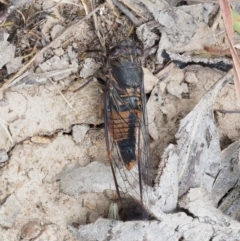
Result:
[0, 150, 8, 163]
[80, 58, 101, 79]
[166, 81, 188, 98]
[177, 70, 233, 196]
[141, 1, 216, 63]
[212, 141, 240, 208]
[6, 57, 23, 74]
[21, 221, 43, 240]
[0, 40, 15, 69]
[143, 67, 158, 94]
[136, 23, 159, 49]
[185, 71, 198, 84]
[72, 124, 90, 144]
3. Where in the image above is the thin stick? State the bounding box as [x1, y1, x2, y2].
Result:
[216, 109, 240, 114]
[154, 62, 176, 79]
[0, 117, 9, 125]
[73, 78, 94, 92]
[111, 0, 143, 27]
[48, 78, 73, 109]
[0, 3, 105, 92]
[16, 9, 26, 24]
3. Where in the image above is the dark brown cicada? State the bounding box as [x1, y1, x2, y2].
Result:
[105, 40, 152, 220]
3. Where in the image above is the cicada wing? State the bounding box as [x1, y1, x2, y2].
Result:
[104, 79, 152, 220]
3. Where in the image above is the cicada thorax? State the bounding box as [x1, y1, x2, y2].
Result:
[105, 40, 152, 220]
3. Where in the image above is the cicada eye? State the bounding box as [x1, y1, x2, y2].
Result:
[109, 46, 120, 56]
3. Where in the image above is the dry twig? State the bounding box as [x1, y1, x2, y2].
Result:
[48, 78, 73, 109]
[111, 0, 143, 27]
[154, 62, 176, 79]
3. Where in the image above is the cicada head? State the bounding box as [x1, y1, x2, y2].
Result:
[108, 40, 143, 58]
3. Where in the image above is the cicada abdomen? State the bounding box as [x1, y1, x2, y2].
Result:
[104, 40, 152, 220]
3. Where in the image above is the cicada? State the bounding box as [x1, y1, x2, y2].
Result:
[105, 40, 152, 220]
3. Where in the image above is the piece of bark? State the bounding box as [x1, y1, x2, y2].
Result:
[141, 0, 216, 63]
[174, 70, 233, 197]
[212, 141, 240, 205]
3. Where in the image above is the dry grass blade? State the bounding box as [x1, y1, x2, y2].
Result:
[38, 64, 73, 109]
[0, 117, 13, 144]
[219, 0, 240, 104]
[16, 9, 26, 24]
[90, 0, 105, 47]
[48, 78, 73, 109]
